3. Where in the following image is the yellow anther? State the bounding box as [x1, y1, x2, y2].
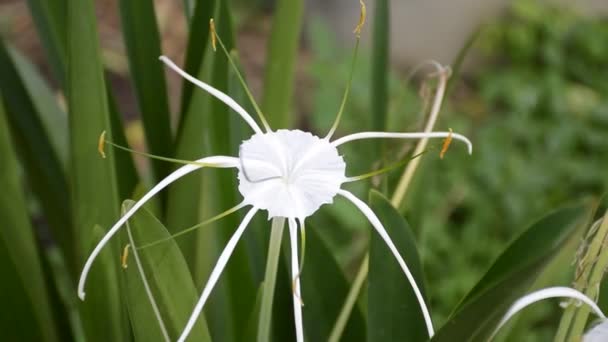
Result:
[209, 19, 217, 52]
[440, 128, 453, 159]
[98, 131, 107, 159]
[121, 244, 130, 269]
[353, 0, 366, 37]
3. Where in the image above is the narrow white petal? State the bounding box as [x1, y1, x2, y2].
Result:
[159, 55, 263, 135]
[331, 131, 472, 154]
[490, 287, 606, 341]
[289, 218, 305, 342]
[338, 190, 435, 338]
[177, 207, 258, 342]
[77, 156, 239, 300]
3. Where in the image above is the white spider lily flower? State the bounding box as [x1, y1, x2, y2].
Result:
[489, 287, 606, 341]
[77, 56, 470, 342]
[78, 9, 472, 340]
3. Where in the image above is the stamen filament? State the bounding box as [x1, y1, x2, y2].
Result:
[298, 220, 306, 276]
[210, 19, 271, 132]
[105, 140, 213, 167]
[289, 218, 305, 342]
[136, 202, 247, 250]
[326, 22, 363, 139]
[159, 55, 263, 135]
[345, 150, 428, 182]
[331, 131, 472, 154]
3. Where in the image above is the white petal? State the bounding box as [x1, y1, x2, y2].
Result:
[289, 218, 305, 342]
[338, 190, 435, 338]
[238, 130, 347, 220]
[177, 207, 258, 342]
[159, 56, 263, 135]
[585, 320, 608, 342]
[78, 156, 239, 300]
[331, 131, 472, 154]
[490, 286, 606, 341]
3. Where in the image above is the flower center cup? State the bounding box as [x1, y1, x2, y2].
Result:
[238, 129, 347, 220]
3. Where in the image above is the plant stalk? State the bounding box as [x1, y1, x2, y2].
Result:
[257, 217, 286, 342]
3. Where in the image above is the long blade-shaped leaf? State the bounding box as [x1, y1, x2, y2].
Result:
[178, 0, 216, 127]
[0, 99, 59, 342]
[122, 200, 212, 341]
[80, 226, 127, 342]
[298, 225, 367, 341]
[67, 0, 128, 339]
[261, 0, 303, 128]
[119, 0, 174, 183]
[368, 190, 428, 341]
[432, 203, 591, 342]
[371, 0, 389, 133]
[25, 0, 67, 85]
[0, 40, 75, 272]
[9, 47, 68, 168]
[204, 3, 256, 339]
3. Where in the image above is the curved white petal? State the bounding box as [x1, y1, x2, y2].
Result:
[159, 56, 263, 135]
[331, 131, 472, 154]
[338, 190, 435, 338]
[177, 207, 259, 342]
[490, 287, 606, 341]
[78, 156, 239, 300]
[289, 218, 305, 342]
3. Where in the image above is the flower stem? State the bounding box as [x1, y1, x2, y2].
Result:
[328, 254, 368, 342]
[390, 64, 449, 207]
[257, 217, 286, 342]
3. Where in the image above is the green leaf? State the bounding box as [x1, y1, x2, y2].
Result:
[67, 0, 128, 339]
[244, 283, 265, 341]
[119, 0, 174, 183]
[299, 225, 367, 341]
[9, 47, 68, 168]
[368, 190, 428, 342]
[431, 203, 591, 342]
[370, 0, 389, 133]
[0, 99, 59, 342]
[122, 200, 212, 342]
[165, 54, 209, 269]
[25, 0, 67, 85]
[0, 40, 75, 272]
[261, 0, 303, 128]
[178, 0, 216, 126]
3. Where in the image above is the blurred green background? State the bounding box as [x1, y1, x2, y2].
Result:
[1, 0, 607, 341]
